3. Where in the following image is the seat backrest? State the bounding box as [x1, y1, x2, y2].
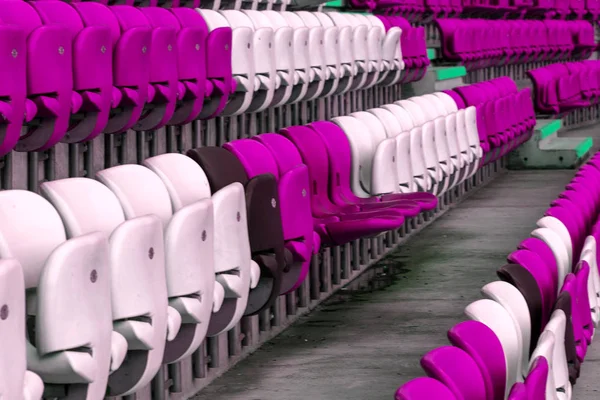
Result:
[531, 226, 570, 291]
[0, 190, 67, 289]
[143, 152, 213, 211]
[369, 107, 403, 138]
[186, 147, 250, 193]
[482, 281, 532, 380]
[331, 116, 376, 197]
[397, 100, 428, 126]
[465, 299, 522, 394]
[448, 320, 506, 400]
[382, 104, 415, 133]
[420, 346, 487, 400]
[539, 212, 574, 267]
[518, 237, 559, 298]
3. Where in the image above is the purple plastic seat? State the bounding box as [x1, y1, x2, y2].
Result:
[73, 2, 150, 134]
[254, 131, 404, 246]
[142, 7, 208, 125]
[224, 137, 315, 294]
[0, 14, 27, 156]
[421, 346, 487, 400]
[0, 0, 73, 152]
[447, 320, 506, 400]
[111, 5, 177, 131]
[522, 356, 549, 400]
[309, 121, 438, 211]
[31, 0, 112, 145]
[507, 382, 527, 399]
[196, 12, 234, 119]
[561, 273, 587, 362]
[395, 377, 457, 400]
[518, 238, 559, 298]
[280, 125, 415, 220]
[574, 260, 595, 345]
[508, 249, 556, 330]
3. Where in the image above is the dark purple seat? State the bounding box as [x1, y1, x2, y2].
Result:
[497, 263, 544, 353]
[561, 273, 587, 362]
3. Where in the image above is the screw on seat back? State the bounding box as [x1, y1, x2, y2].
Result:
[448, 320, 506, 400]
[420, 346, 487, 400]
[96, 163, 214, 364]
[0, 189, 114, 400]
[395, 377, 457, 400]
[39, 177, 167, 397]
[465, 299, 523, 395]
[0, 259, 44, 400]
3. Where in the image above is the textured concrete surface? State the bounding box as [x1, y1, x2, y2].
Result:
[192, 170, 600, 400]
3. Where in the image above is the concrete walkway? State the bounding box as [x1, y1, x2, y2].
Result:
[193, 170, 599, 400]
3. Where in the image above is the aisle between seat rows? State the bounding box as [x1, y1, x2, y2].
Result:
[191, 170, 576, 400]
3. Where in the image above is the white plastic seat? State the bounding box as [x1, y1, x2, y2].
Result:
[143, 153, 257, 336]
[40, 179, 172, 397]
[280, 11, 325, 101]
[244, 10, 294, 108]
[529, 330, 559, 400]
[409, 96, 453, 193]
[395, 100, 434, 193]
[220, 10, 275, 114]
[350, 110, 400, 196]
[465, 299, 523, 395]
[196, 10, 255, 116]
[326, 12, 369, 90]
[463, 106, 484, 176]
[481, 281, 532, 379]
[0, 190, 123, 399]
[379, 104, 418, 192]
[96, 163, 215, 364]
[296, 11, 340, 97]
[262, 10, 309, 104]
[0, 259, 44, 400]
[345, 13, 381, 89]
[543, 309, 572, 400]
[580, 236, 600, 327]
[332, 114, 393, 198]
[537, 216, 573, 271]
[531, 226, 571, 291]
[424, 93, 465, 186]
[365, 14, 403, 86]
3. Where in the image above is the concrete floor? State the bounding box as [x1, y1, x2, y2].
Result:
[192, 170, 600, 400]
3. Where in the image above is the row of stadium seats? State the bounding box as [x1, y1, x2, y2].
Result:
[396, 153, 600, 400]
